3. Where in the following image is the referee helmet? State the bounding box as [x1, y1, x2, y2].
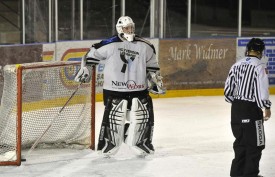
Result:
[246, 38, 265, 53]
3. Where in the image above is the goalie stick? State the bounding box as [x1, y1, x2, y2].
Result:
[23, 81, 84, 160]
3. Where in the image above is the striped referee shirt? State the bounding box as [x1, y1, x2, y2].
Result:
[224, 56, 271, 109]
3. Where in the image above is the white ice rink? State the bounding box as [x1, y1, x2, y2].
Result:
[0, 96, 275, 177]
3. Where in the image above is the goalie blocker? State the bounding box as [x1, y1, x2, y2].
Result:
[97, 89, 155, 156]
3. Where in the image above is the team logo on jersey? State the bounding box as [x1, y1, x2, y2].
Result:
[118, 48, 139, 73]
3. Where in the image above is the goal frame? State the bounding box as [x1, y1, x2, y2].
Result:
[0, 61, 96, 166]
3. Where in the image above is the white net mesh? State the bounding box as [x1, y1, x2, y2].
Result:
[0, 62, 94, 163]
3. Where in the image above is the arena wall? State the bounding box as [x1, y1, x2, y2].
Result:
[1, 37, 275, 101]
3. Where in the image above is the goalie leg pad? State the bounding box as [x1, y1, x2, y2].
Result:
[125, 96, 155, 155]
[124, 122, 130, 141]
[97, 98, 127, 156]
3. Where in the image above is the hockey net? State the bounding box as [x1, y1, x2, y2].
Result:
[0, 61, 96, 166]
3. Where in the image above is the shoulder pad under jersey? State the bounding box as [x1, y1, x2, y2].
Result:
[92, 35, 123, 49]
[134, 35, 156, 54]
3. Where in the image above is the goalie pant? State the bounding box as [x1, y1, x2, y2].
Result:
[97, 89, 154, 156]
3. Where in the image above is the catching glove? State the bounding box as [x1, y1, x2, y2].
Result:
[74, 53, 99, 83]
[74, 66, 91, 83]
[147, 71, 166, 95]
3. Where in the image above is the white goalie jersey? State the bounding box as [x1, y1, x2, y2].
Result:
[86, 35, 160, 92]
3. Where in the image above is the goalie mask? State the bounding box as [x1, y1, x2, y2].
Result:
[116, 16, 135, 42]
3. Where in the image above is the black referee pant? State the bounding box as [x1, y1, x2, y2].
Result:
[230, 100, 265, 177]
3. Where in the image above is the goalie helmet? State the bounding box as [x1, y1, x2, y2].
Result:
[246, 38, 265, 53]
[116, 16, 135, 42]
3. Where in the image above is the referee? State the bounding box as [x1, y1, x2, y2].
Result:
[224, 38, 271, 177]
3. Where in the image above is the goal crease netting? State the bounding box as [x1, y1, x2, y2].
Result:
[0, 61, 96, 166]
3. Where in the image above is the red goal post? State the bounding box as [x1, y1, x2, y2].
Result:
[0, 61, 96, 166]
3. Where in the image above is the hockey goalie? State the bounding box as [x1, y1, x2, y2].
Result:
[75, 16, 165, 157]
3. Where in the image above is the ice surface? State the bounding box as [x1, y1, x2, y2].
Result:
[0, 96, 274, 177]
